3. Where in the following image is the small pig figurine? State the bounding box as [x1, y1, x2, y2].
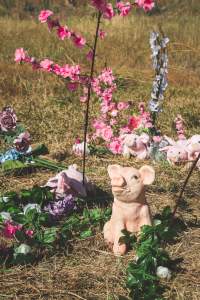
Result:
[122, 133, 150, 159]
[103, 164, 155, 255]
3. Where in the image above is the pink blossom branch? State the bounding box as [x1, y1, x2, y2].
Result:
[82, 11, 102, 184]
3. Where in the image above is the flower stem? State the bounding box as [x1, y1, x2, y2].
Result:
[82, 11, 102, 184]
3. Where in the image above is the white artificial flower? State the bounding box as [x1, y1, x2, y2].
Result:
[0, 212, 12, 220]
[23, 203, 41, 215]
[15, 244, 31, 255]
[156, 266, 172, 280]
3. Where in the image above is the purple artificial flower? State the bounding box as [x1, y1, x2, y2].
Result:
[0, 107, 17, 132]
[44, 194, 76, 219]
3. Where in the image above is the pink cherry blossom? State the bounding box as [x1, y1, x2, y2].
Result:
[72, 34, 86, 49]
[101, 90, 113, 102]
[53, 64, 61, 75]
[103, 3, 115, 20]
[86, 50, 94, 61]
[99, 68, 115, 85]
[108, 138, 123, 154]
[99, 29, 107, 39]
[70, 65, 81, 81]
[117, 2, 132, 16]
[101, 126, 113, 141]
[135, 0, 154, 12]
[57, 26, 71, 40]
[60, 64, 72, 78]
[67, 82, 79, 91]
[91, 0, 107, 11]
[93, 119, 106, 130]
[14, 48, 27, 63]
[120, 126, 131, 134]
[80, 96, 87, 103]
[117, 101, 129, 110]
[40, 59, 54, 72]
[38, 10, 53, 23]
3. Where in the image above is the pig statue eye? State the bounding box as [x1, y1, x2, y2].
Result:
[133, 175, 138, 180]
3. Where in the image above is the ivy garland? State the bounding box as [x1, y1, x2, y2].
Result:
[120, 207, 186, 300]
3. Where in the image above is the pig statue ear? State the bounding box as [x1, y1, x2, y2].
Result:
[139, 165, 155, 185]
[107, 164, 121, 178]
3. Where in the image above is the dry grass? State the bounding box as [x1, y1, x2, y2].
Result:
[0, 3, 200, 300]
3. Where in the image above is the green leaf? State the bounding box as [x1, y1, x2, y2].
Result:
[15, 230, 27, 242]
[1, 191, 18, 202]
[12, 213, 27, 224]
[42, 227, 57, 244]
[161, 206, 172, 219]
[80, 229, 93, 239]
[20, 189, 32, 202]
[30, 144, 49, 157]
[1, 160, 25, 172]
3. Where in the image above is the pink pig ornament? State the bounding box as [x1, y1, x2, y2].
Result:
[103, 164, 155, 256]
[121, 133, 150, 159]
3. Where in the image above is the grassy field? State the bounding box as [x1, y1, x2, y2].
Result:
[0, 1, 200, 299]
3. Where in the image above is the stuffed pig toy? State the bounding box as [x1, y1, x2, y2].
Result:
[121, 133, 150, 159]
[72, 141, 90, 157]
[44, 164, 92, 198]
[160, 135, 188, 165]
[103, 164, 155, 255]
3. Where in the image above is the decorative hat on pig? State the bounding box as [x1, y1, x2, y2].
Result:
[103, 164, 155, 256]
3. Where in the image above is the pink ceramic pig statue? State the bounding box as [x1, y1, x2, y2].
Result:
[121, 133, 150, 159]
[103, 164, 155, 255]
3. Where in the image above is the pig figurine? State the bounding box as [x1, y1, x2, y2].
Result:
[121, 133, 150, 159]
[103, 164, 155, 255]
